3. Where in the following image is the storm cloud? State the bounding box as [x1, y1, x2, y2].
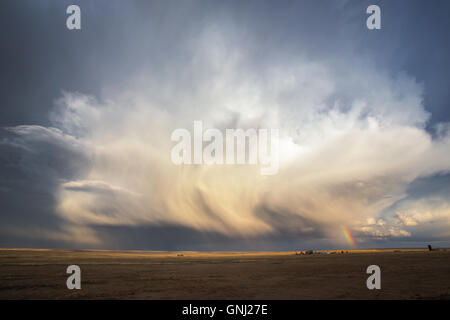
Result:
[1, 0, 450, 250]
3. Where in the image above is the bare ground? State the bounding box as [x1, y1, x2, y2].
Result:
[0, 248, 449, 299]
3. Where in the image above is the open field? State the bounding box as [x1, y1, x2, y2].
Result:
[0, 248, 449, 299]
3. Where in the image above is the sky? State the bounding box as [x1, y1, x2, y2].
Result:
[1, 0, 450, 250]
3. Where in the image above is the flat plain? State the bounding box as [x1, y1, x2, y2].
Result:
[0, 248, 449, 299]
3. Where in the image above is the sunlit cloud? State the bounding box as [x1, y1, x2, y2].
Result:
[2, 2, 450, 250]
[5, 23, 450, 249]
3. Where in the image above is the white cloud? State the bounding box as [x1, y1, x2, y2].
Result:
[6, 24, 450, 247]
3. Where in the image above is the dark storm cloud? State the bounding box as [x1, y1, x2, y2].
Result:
[92, 223, 330, 251]
[0, 125, 89, 247]
[1, 0, 450, 126]
[1, 0, 450, 250]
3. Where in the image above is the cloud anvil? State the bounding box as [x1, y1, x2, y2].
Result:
[1, 0, 450, 250]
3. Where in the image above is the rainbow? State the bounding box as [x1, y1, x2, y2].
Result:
[341, 226, 356, 247]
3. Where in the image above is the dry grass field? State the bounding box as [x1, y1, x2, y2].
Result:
[0, 248, 449, 299]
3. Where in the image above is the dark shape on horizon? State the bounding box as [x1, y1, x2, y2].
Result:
[296, 250, 314, 255]
[428, 244, 447, 252]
